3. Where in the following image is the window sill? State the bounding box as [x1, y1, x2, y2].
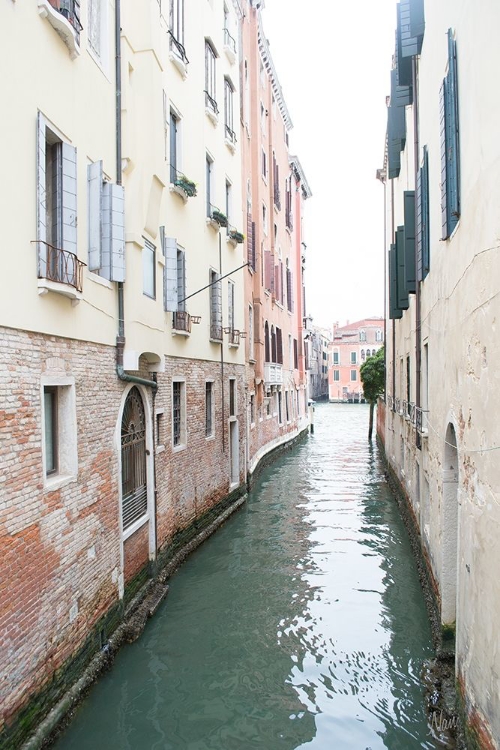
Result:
[169, 50, 188, 79]
[228, 342, 240, 349]
[205, 107, 219, 127]
[205, 434, 215, 442]
[226, 236, 238, 249]
[123, 513, 149, 542]
[87, 271, 112, 289]
[225, 137, 236, 154]
[44, 473, 76, 493]
[249, 358, 256, 364]
[156, 445, 165, 455]
[38, 278, 82, 306]
[172, 328, 190, 337]
[38, 0, 80, 59]
[224, 44, 236, 65]
[209, 338, 223, 345]
[206, 217, 221, 231]
[169, 183, 189, 203]
[172, 443, 187, 453]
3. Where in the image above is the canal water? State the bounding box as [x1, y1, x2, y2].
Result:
[54, 403, 438, 750]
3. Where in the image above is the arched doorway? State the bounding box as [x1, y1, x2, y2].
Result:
[441, 423, 459, 626]
[121, 387, 148, 531]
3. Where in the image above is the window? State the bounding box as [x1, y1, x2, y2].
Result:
[225, 180, 232, 225]
[228, 280, 235, 334]
[205, 382, 214, 437]
[350, 351, 357, 364]
[440, 30, 460, 239]
[262, 204, 268, 234]
[351, 370, 357, 381]
[359, 330, 366, 342]
[285, 176, 293, 230]
[88, 0, 107, 65]
[88, 161, 125, 282]
[248, 305, 254, 360]
[170, 0, 184, 47]
[169, 110, 179, 184]
[361, 349, 366, 362]
[376, 330, 382, 342]
[285, 391, 290, 422]
[172, 380, 185, 447]
[224, 78, 235, 143]
[262, 148, 267, 180]
[162, 233, 186, 317]
[250, 393, 255, 425]
[293, 339, 298, 370]
[278, 391, 283, 424]
[206, 155, 213, 217]
[334, 370, 340, 382]
[156, 410, 164, 448]
[286, 261, 294, 312]
[42, 378, 78, 487]
[143, 239, 156, 298]
[333, 351, 339, 365]
[417, 146, 430, 280]
[209, 269, 222, 340]
[37, 113, 80, 291]
[229, 379, 236, 417]
[205, 40, 218, 113]
[289, 334, 293, 369]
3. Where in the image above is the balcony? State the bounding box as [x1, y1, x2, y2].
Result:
[205, 91, 219, 125]
[225, 124, 237, 152]
[415, 407, 429, 436]
[225, 328, 240, 346]
[264, 363, 283, 386]
[210, 324, 223, 342]
[207, 204, 228, 230]
[226, 225, 244, 247]
[285, 208, 293, 231]
[169, 30, 189, 78]
[274, 183, 281, 211]
[223, 28, 237, 64]
[170, 168, 197, 202]
[37, 242, 85, 302]
[38, 0, 82, 58]
[172, 311, 191, 335]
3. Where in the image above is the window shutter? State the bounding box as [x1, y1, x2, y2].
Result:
[409, 0, 425, 47]
[416, 165, 423, 282]
[61, 142, 77, 257]
[164, 236, 178, 311]
[398, 0, 421, 61]
[37, 112, 47, 277]
[276, 327, 283, 364]
[387, 69, 407, 179]
[101, 182, 125, 282]
[439, 81, 448, 239]
[177, 250, 186, 311]
[87, 161, 102, 271]
[417, 147, 430, 281]
[228, 281, 234, 329]
[270, 254, 275, 295]
[389, 245, 403, 320]
[446, 30, 460, 233]
[403, 190, 416, 294]
[215, 273, 222, 329]
[396, 226, 409, 310]
[274, 263, 279, 299]
[396, 5, 412, 87]
[264, 250, 271, 291]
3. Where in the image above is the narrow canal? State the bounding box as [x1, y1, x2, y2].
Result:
[54, 403, 438, 750]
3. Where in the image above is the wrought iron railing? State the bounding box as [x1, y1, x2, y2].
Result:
[408, 401, 416, 425]
[172, 311, 191, 333]
[274, 183, 281, 211]
[210, 324, 223, 341]
[228, 329, 240, 345]
[37, 241, 85, 292]
[285, 208, 293, 231]
[415, 407, 429, 434]
[58, 0, 83, 43]
[225, 124, 237, 144]
[223, 27, 236, 54]
[386, 393, 394, 410]
[168, 30, 189, 65]
[394, 397, 401, 414]
[205, 90, 219, 116]
[170, 166, 197, 196]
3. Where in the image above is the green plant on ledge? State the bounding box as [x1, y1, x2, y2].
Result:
[228, 228, 245, 243]
[174, 175, 197, 197]
[211, 208, 228, 227]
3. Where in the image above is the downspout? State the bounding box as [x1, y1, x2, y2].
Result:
[114, 0, 157, 392]
[391, 179, 396, 406]
[219, 231, 225, 453]
[413, 55, 422, 451]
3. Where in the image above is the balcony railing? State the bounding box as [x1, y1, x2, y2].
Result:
[168, 30, 189, 66]
[172, 310, 191, 333]
[274, 183, 281, 211]
[223, 28, 236, 55]
[285, 208, 293, 231]
[170, 167, 197, 197]
[415, 407, 429, 435]
[228, 329, 240, 346]
[205, 91, 219, 116]
[264, 362, 283, 386]
[59, 0, 82, 42]
[225, 124, 237, 145]
[37, 242, 85, 292]
[208, 204, 228, 227]
[210, 324, 223, 342]
[408, 401, 416, 425]
[386, 393, 394, 410]
[394, 397, 401, 414]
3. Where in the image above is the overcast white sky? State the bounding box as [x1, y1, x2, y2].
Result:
[262, 0, 397, 330]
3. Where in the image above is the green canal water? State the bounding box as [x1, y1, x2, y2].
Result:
[54, 403, 439, 750]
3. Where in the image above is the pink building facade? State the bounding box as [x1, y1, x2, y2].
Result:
[328, 318, 384, 402]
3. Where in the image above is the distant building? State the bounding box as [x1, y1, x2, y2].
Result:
[328, 318, 384, 402]
[305, 319, 331, 400]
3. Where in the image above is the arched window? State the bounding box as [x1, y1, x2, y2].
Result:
[121, 387, 147, 530]
[264, 321, 270, 362]
[271, 325, 277, 363]
[372, 349, 376, 357]
[361, 349, 366, 361]
[359, 330, 366, 342]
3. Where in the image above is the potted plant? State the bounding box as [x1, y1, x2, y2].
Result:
[228, 228, 245, 243]
[211, 208, 228, 227]
[175, 174, 197, 197]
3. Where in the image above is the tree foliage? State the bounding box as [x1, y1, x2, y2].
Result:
[360, 347, 385, 403]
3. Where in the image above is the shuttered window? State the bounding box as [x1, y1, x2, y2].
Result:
[286, 265, 294, 312]
[143, 239, 156, 298]
[403, 190, 416, 294]
[88, 161, 125, 281]
[396, 226, 409, 310]
[416, 147, 430, 280]
[209, 269, 222, 340]
[389, 244, 403, 320]
[247, 214, 255, 270]
[440, 30, 460, 239]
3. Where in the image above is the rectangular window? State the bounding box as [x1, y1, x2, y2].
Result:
[285, 176, 293, 230]
[143, 239, 156, 298]
[170, 110, 179, 184]
[351, 369, 357, 381]
[285, 391, 290, 422]
[278, 391, 282, 423]
[228, 280, 235, 333]
[172, 380, 185, 447]
[440, 29, 460, 239]
[88, 0, 106, 63]
[44, 387, 58, 475]
[88, 161, 125, 282]
[286, 265, 293, 312]
[206, 155, 213, 217]
[262, 204, 267, 234]
[170, 0, 184, 46]
[156, 410, 164, 448]
[350, 351, 357, 364]
[250, 393, 255, 425]
[205, 40, 217, 111]
[333, 370, 340, 382]
[205, 382, 213, 437]
[293, 339, 298, 370]
[209, 269, 222, 340]
[224, 78, 235, 142]
[248, 305, 254, 360]
[333, 351, 339, 365]
[225, 180, 232, 225]
[262, 148, 267, 179]
[229, 379, 236, 417]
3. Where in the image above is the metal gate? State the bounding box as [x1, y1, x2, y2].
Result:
[121, 387, 147, 530]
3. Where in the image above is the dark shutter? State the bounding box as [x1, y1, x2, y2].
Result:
[417, 147, 430, 281]
[389, 245, 403, 320]
[404, 190, 416, 294]
[446, 29, 460, 233]
[396, 5, 412, 87]
[387, 69, 407, 179]
[409, 0, 425, 48]
[439, 81, 448, 239]
[396, 226, 409, 310]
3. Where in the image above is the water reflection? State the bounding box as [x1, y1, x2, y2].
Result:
[54, 404, 437, 750]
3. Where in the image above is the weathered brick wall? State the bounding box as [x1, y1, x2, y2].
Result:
[0, 327, 122, 735]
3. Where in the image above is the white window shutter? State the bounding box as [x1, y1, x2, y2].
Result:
[164, 237, 178, 311]
[215, 273, 222, 328]
[87, 160, 102, 271]
[102, 182, 125, 281]
[61, 142, 78, 257]
[37, 112, 47, 277]
[177, 250, 186, 311]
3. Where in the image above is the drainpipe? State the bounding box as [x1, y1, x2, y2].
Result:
[391, 179, 396, 406]
[219, 231, 225, 453]
[114, 0, 157, 392]
[413, 56, 422, 451]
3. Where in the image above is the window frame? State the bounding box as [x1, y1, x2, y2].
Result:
[142, 238, 156, 299]
[172, 379, 186, 449]
[205, 381, 214, 438]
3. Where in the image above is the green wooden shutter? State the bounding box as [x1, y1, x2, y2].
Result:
[446, 29, 460, 233]
[404, 190, 416, 294]
[439, 81, 448, 239]
[416, 147, 430, 281]
[389, 245, 403, 320]
[396, 5, 412, 87]
[37, 112, 47, 278]
[396, 226, 409, 310]
[409, 0, 425, 48]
